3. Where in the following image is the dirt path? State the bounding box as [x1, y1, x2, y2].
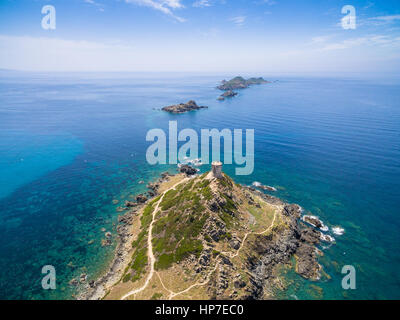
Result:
[229, 208, 278, 259]
[121, 178, 188, 300]
[163, 209, 278, 300]
[121, 180, 278, 300]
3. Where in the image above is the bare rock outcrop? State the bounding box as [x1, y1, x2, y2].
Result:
[162, 100, 208, 114]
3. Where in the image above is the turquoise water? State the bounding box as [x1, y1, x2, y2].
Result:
[0, 72, 399, 299]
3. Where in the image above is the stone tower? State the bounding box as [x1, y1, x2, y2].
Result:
[211, 161, 223, 179]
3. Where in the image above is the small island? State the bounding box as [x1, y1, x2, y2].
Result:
[218, 76, 269, 91]
[162, 100, 208, 114]
[217, 90, 238, 101]
[217, 76, 269, 101]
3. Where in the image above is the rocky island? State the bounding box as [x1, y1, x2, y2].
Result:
[81, 163, 335, 300]
[162, 100, 208, 114]
[217, 90, 238, 101]
[218, 76, 269, 91]
[217, 76, 269, 101]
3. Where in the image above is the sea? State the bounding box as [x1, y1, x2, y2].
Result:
[0, 71, 399, 300]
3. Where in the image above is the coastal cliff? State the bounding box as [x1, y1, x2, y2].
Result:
[82, 167, 331, 300]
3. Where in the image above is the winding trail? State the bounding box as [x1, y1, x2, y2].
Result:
[163, 209, 278, 300]
[121, 178, 188, 300]
[121, 178, 278, 300]
[225, 208, 277, 260]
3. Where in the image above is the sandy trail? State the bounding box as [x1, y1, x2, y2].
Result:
[226, 209, 277, 259]
[164, 209, 278, 300]
[121, 178, 188, 300]
[122, 178, 278, 300]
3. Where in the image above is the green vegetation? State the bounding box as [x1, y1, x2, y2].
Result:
[128, 246, 148, 282]
[201, 186, 213, 200]
[220, 192, 236, 213]
[220, 232, 232, 240]
[122, 273, 131, 283]
[155, 253, 175, 270]
[160, 189, 179, 210]
[154, 238, 204, 270]
[219, 208, 234, 228]
[196, 179, 211, 189]
[132, 228, 148, 248]
[200, 172, 208, 179]
[124, 197, 161, 282]
[175, 238, 203, 262]
[123, 244, 149, 283]
[151, 293, 163, 300]
[217, 175, 234, 189]
[129, 174, 242, 276]
[152, 175, 242, 271]
[152, 177, 211, 271]
[140, 202, 155, 229]
[212, 249, 220, 257]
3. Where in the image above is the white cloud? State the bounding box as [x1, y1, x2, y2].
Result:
[262, 0, 276, 6]
[353, 14, 400, 27]
[193, 0, 212, 7]
[125, 0, 186, 22]
[84, 0, 105, 12]
[230, 16, 246, 26]
[370, 15, 400, 22]
[363, 2, 375, 10]
[2, 34, 399, 73]
[311, 36, 331, 44]
[319, 35, 400, 51]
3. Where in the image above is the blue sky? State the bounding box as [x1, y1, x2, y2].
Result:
[0, 0, 399, 73]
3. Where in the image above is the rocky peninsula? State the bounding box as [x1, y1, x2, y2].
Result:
[80, 164, 336, 300]
[162, 100, 208, 114]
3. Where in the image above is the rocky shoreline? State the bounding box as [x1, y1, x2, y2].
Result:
[243, 188, 324, 299]
[77, 172, 173, 300]
[79, 167, 337, 300]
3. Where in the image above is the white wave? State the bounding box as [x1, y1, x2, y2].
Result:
[302, 215, 329, 232]
[332, 226, 345, 236]
[320, 233, 335, 243]
[320, 225, 329, 232]
[252, 181, 277, 191]
[183, 158, 203, 167]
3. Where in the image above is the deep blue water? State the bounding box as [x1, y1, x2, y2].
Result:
[0, 72, 399, 299]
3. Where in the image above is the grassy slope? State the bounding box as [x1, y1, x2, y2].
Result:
[118, 172, 282, 299]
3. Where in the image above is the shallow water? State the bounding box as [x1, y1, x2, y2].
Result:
[0, 72, 399, 299]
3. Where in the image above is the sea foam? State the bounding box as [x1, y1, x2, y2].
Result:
[332, 227, 345, 236]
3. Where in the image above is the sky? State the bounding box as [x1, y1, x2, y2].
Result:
[0, 0, 399, 73]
